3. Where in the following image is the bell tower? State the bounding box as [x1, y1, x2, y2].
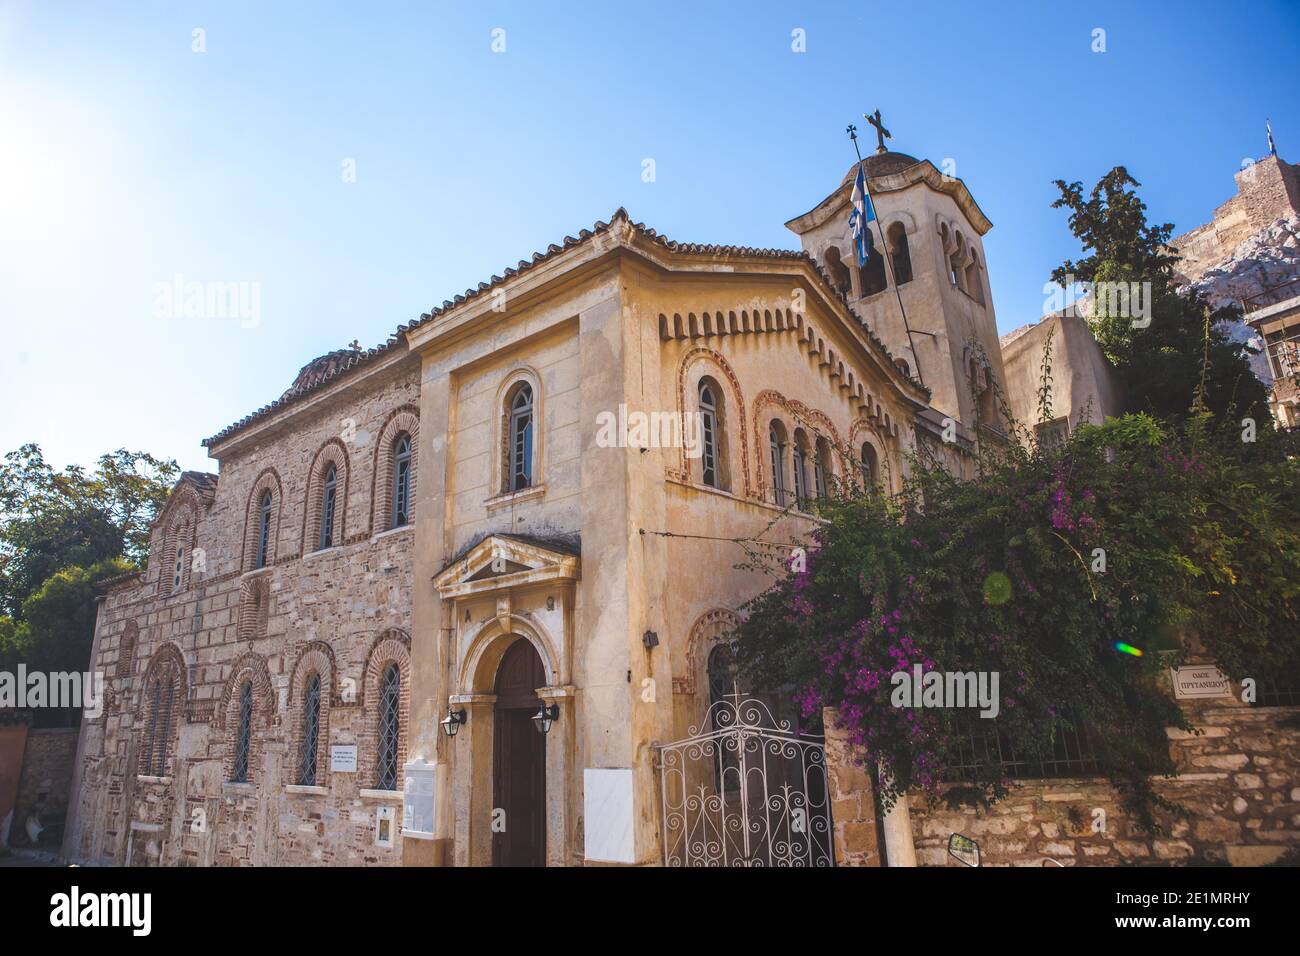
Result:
[784, 128, 1009, 437]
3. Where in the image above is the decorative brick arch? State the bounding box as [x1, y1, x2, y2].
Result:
[115, 620, 140, 678]
[154, 481, 201, 594]
[301, 438, 351, 553]
[137, 643, 188, 777]
[236, 573, 272, 642]
[242, 468, 284, 570]
[288, 641, 337, 787]
[215, 652, 275, 782]
[371, 404, 420, 533]
[676, 608, 742, 697]
[751, 390, 842, 502]
[676, 347, 752, 496]
[359, 628, 411, 789]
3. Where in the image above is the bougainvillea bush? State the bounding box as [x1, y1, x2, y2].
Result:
[732, 415, 1300, 829]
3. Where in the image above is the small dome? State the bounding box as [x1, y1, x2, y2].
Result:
[842, 151, 922, 185]
[283, 348, 362, 397]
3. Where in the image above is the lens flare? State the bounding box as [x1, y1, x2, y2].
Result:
[1113, 641, 1143, 657]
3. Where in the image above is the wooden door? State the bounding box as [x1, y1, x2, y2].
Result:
[492, 639, 546, 867]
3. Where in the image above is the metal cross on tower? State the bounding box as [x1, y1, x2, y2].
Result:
[865, 109, 891, 154]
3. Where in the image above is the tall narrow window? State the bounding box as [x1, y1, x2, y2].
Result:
[814, 437, 831, 499]
[769, 423, 788, 507]
[509, 385, 534, 492]
[172, 544, 185, 592]
[888, 222, 913, 285]
[699, 382, 720, 489]
[232, 680, 253, 783]
[298, 673, 321, 786]
[144, 680, 161, 775]
[791, 429, 810, 508]
[377, 663, 400, 791]
[256, 491, 272, 569]
[318, 465, 337, 550]
[391, 433, 412, 528]
[155, 675, 174, 776]
[861, 442, 879, 488]
[860, 246, 888, 297]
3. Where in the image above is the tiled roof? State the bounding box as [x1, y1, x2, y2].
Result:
[205, 207, 928, 448]
[182, 470, 219, 502]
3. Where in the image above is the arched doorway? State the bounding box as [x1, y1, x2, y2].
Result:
[492, 638, 546, 866]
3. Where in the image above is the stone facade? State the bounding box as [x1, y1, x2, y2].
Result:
[65, 149, 1027, 867]
[64, 354, 421, 866]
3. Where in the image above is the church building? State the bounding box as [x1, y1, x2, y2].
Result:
[64, 135, 1013, 867]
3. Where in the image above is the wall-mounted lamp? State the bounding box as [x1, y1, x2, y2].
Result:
[532, 702, 559, 735]
[441, 705, 467, 738]
[642, 630, 659, 650]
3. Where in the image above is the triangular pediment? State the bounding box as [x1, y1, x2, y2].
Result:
[433, 534, 580, 597]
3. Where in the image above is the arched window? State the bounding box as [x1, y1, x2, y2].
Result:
[823, 245, 851, 295]
[391, 433, 412, 527]
[860, 245, 888, 297]
[768, 422, 789, 507]
[318, 465, 338, 550]
[255, 491, 273, 569]
[791, 429, 811, 508]
[698, 380, 723, 489]
[814, 437, 832, 499]
[861, 442, 879, 488]
[965, 253, 984, 304]
[887, 222, 913, 285]
[377, 663, 401, 790]
[231, 680, 253, 783]
[894, 357, 911, 378]
[707, 643, 738, 792]
[508, 384, 534, 493]
[950, 233, 967, 292]
[143, 671, 176, 777]
[297, 672, 321, 786]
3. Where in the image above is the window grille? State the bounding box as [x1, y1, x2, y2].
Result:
[298, 673, 321, 786]
[944, 721, 1101, 781]
[232, 681, 253, 783]
[377, 664, 400, 790]
[256, 491, 272, 568]
[392, 434, 412, 527]
[319, 465, 337, 550]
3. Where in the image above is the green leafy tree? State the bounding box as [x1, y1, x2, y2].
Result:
[0, 444, 177, 618]
[1051, 167, 1270, 426]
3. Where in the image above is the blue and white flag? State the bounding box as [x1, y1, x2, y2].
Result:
[848, 167, 877, 267]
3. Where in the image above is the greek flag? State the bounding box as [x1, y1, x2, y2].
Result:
[848, 166, 876, 267]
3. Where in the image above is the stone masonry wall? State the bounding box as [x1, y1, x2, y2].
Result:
[11, 727, 78, 846]
[907, 698, 1300, 867]
[68, 356, 421, 866]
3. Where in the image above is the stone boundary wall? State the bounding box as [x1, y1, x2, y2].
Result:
[825, 697, 1299, 867]
[11, 727, 79, 847]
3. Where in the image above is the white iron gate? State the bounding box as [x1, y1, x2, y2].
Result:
[654, 696, 833, 867]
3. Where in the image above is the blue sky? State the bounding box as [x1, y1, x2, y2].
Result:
[2, 0, 1297, 473]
